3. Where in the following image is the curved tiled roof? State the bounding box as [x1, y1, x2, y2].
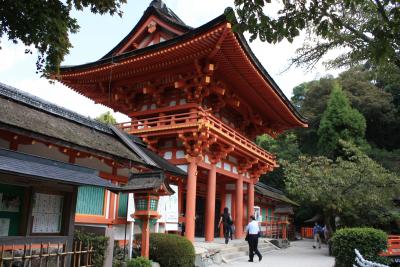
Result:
[58, 13, 307, 127]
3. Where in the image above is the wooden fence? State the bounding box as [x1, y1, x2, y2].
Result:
[0, 241, 94, 267]
[300, 227, 314, 239]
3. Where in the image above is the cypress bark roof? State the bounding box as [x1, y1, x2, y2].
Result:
[255, 182, 299, 206]
[0, 82, 186, 177]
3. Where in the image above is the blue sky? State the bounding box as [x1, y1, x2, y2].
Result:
[0, 0, 340, 122]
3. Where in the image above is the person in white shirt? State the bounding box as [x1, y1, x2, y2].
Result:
[245, 215, 262, 262]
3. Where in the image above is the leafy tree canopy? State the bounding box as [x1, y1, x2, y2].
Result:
[317, 83, 366, 156]
[0, 0, 126, 77]
[256, 132, 301, 190]
[95, 111, 117, 124]
[231, 0, 400, 70]
[284, 141, 400, 227]
[292, 67, 400, 153]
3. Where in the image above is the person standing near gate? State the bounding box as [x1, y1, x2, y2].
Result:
[245, 215, 262, 262]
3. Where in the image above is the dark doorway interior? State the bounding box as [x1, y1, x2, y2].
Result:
[194, 196, 221, 237]
[183, 194, 221, 237]
[214, 199, 221, 236]
[195, 196, 205, 237]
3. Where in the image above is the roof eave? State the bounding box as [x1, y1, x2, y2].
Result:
[57, 13, 307, 128]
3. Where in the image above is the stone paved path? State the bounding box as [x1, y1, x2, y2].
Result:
[214, 239, 334, 267]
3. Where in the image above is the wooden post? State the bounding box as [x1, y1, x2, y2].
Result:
[185, 158, 198, 242]
[141, 219, 150, 258]
[235, 177, 243, 238]
[1, 244, 4, 267]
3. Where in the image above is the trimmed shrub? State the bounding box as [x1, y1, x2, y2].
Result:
[74, 230, 109, 267]
[331, 227, 389, 267]
[126, 257, 152, 267]
[148, 233, 195, 267]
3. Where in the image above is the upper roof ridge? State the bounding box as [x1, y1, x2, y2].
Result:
[149, 0, 188, 28]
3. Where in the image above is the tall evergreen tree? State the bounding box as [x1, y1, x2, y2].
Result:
[317, 83, 366, 156]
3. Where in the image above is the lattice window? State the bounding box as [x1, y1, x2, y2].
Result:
[135, 199, 147, 210]
[150, 199, 158, 211]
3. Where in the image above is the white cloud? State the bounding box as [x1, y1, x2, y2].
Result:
[10, 79, 129, 122]
[0, 40, 30, 72]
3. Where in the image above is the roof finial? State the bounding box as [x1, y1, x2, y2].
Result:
[150, 0, 165, 8]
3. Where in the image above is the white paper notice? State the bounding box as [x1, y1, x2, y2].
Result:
[32, 193, 63, 233]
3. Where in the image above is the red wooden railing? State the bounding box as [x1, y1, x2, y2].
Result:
[300, 227, 314, 239]
[116, 107, 275, 164]
[381, 235, 400, 257]
[202, 110, 275, 162]
[262, 217, 289, 240]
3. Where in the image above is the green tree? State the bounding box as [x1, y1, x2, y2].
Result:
[291, 67, 400, 153]
[230, 0, 400, 70]
[0, 0, 126, 76]
[291, 77, 335, 155]
[284, 141, 400, 228]
[256, 132, 301, 190]
[317, 83, 366, 156]
[339, 67, 399, 149]
[96, 111, 117, 124]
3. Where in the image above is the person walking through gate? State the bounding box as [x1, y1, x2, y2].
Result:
[218, 207, 233, 244]
[313, 222, 322, 249]
[245, 215, 262, 262]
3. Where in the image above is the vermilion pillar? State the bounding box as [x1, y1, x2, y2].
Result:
[141, 219, 150, 257]
[185, 158, 198, 242]
[247, 182, 254, 219]
[235, 177, 243, 238]
[205, 164, 217, 242]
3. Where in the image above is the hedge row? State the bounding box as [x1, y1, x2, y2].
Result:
[331, 227, 389, 267]
[148, 233, 195, 267]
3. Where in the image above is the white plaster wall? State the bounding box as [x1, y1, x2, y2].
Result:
[76, 157, 112, 173]
[117, 167, 130, 177]
[225, 193, 232, 211]
[18, 143, 69, 162]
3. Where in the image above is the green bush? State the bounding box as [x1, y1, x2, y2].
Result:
[147, 233, 195, 267]
[126, 257, 152, 267]
[331, 227, 389, 267]
[74, 230, 109, 267]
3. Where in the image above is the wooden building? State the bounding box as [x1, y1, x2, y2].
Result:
[56, 0, 307, 242]
[0, 82, 185, 265]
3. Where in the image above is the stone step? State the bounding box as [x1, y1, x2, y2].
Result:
[220, 241, 278, 263]
[219, 242, 274, 254]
